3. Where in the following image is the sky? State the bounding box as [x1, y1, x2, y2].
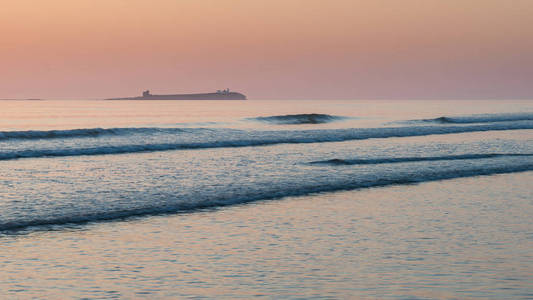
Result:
[1, 0, 532, 99]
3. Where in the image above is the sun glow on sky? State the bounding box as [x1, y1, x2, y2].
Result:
[1, 0, 532, 99]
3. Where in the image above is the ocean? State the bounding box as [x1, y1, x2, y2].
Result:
[1, 99, 532, 299]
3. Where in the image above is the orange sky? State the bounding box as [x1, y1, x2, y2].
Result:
[1, 0, 532, 99]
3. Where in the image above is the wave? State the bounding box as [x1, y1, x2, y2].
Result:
[1, 122, 533, 161]
[0, 127, 194, 141]
[413, 113, 533, 124]
[310, 153, 533, 165]
[3, 113, 530, 142]
[2, 161, 532, 232]
[250, 113, 348, 124]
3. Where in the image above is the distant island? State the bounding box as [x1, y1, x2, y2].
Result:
[0, 98, 43, 101]
[106, 89, 246, 100]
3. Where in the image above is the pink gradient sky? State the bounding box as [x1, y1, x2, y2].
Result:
[1, 0, 532, 99]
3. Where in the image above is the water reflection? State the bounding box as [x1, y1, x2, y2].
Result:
[1, 172, 532, 299]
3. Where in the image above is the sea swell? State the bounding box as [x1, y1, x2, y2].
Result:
[310, 153, 533, 165]
[409, 113, 533, 124]
[250, 113, 348, 124]
[0, 127, 195, 141]
[1, 121, 533, 160]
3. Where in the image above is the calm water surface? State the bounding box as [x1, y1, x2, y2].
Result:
[0, 99, 532, 298]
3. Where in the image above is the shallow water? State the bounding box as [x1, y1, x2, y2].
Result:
[1, 172, 532, 299]
[0, 99, 532, 298]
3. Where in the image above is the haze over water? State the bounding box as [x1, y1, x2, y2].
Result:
[2, 0, 533, 100]
[1, 99, 532, 298]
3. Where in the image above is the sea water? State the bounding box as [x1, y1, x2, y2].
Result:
[0, 99, 532, 298]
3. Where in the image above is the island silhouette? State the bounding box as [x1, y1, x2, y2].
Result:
[107, 89, 246, 100]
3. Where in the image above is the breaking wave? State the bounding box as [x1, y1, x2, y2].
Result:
[412, 113, 533, 124]
[1, 122, 533, 160]
[310, 153, 533, 165]
[0, 127, 193, 141]
[2, 160, 532, 232]
[250, 114, 348, 124]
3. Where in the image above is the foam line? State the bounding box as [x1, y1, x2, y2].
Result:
[2, 162, 532, 232]
[1, 121, 532, 160]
